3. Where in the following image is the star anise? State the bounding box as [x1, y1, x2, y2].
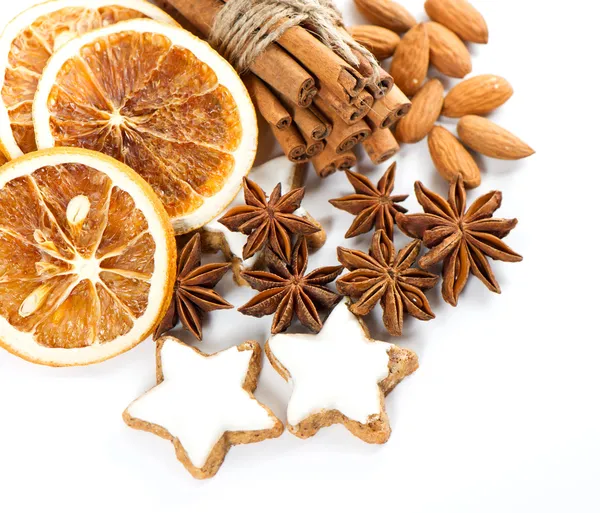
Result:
[337, 230, 439, 337]
[238, 237, 343, 334]
[329, 162, 408, 240]
[154, 233, 233, 341]
[218, 177, 320, 263]
[395, 177, 522, 306]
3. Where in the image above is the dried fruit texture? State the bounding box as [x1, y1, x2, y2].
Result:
[390, 23, 429, 97]
[396, 178, 522, 306]
[43, 32, 241, 220]
[457, 115, 534, 160]
[428, 125, 480, 188]
[395, 79, 444, 143]
[443, 75, 513, 117]
[337, 231, 438, 336]
[348, 25, 401, 61]
[0, 4, 166, 155]
[329, 162, 407, 240]
[218, 177, 319, 263]
[353, 0, 417, 33]
[0, 152, 175, 362]
[424, 0, 488, 44]
[239, 238, 343, 334]
[154, 233, 232, 341]
[425, 21, 472, 78]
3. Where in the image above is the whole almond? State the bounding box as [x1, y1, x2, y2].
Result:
[428, 125, 480, 188]
[424, 0, 488, 44]
[354, 0, 417, 33]
[457, 115, 534, 160]
[443, 75, 513, 117]
[396, 79, 444, 143]
[349, 25, 402, 61]
[390, 24, 429, 97]
[425, 21, 471, 78]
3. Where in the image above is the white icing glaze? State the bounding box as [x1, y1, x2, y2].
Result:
[204, 156, 305, 267]
[126, 339, 277, 468]
[268, 301, 393, 426]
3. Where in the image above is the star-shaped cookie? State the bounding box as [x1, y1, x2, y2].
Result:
[123, 337, 283, 479]
[266, 300, 418, 443]
[202, 156, 325, 283]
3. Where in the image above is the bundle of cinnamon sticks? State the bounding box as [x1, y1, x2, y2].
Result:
[162, 0, 409, 177]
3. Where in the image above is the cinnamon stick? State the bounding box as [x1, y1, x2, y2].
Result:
[363, 128, 400, 164]
[317, 98, 372, 154]
[312, 145, 357, 178]
[246, 75, 291, 129]
[280, 98, 331, 141]
[271, 124, 309, 163]
[337, 28, 393, 99]
[306, 139, 325, 158]
[275, 25, 367, 101]
[367, 85, 412, 129]
[314, 87, 373, 125]
[165, 0, 317, 106]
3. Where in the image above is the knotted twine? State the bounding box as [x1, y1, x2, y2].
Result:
[209, 0, 379, 78]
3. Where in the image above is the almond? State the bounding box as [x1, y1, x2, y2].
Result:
[457, 115, 534, 160]
[425, 21, 471, 78]
[428, 125, 480, 188]
[396, 79, 444, 143]
[354, 0, 417, 33]
[424, 0, 488, 44]
[390, 24, 429, 97]
[349, 25, 401, 61]
[443, 75, 513, 117]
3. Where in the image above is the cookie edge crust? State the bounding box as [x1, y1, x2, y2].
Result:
[122, 337, 284, 479]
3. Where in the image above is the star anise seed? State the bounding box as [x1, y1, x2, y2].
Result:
[239, 237, 343, 334]
[153, 233, 233, 341]
[337, 230, 439, 337]
[218, 177, 320, 263]
[329, 162, 408, 240]
[395, 176, 522, 306]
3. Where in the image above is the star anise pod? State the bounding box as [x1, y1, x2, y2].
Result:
[238, 237, 343, 334]
[154, 233, 233, 341]
[218, 177, 320, 263]
[337, 230, 438, 337]
[329, 162, 408, 240]
[395, 177, 522, 306]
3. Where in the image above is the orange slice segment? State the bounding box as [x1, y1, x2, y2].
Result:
[0, 147, 176, 366]
[33, 19, 257, 234]
[0, 0, 176, 160]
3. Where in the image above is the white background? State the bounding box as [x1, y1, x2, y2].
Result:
[0, 0, 599, 511]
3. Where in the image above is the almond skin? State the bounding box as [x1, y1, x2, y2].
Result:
[457, 115, 534, 160]
[349, 25, 401, 61]
[443, 75, 513, 117]
[424, 0, 488, 44]
[425, 22, 472, 78]
[390, 24, 429, 97]
[428, 125, 480, 188]
[396, 79, 444, 143]
[354, 0, 417, 33]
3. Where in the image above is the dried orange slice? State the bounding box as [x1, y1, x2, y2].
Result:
[0, 0, 176, 161]
[0, 147, 176, 366]
[33, 18, 258, 234]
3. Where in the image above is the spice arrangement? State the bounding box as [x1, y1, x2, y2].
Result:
[0, 0, 532, 480]
[162, 0, 409, 176]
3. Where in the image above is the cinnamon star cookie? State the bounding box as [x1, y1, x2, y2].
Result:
[266, 300, 418, 443]
[123, 336, 283, 479]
